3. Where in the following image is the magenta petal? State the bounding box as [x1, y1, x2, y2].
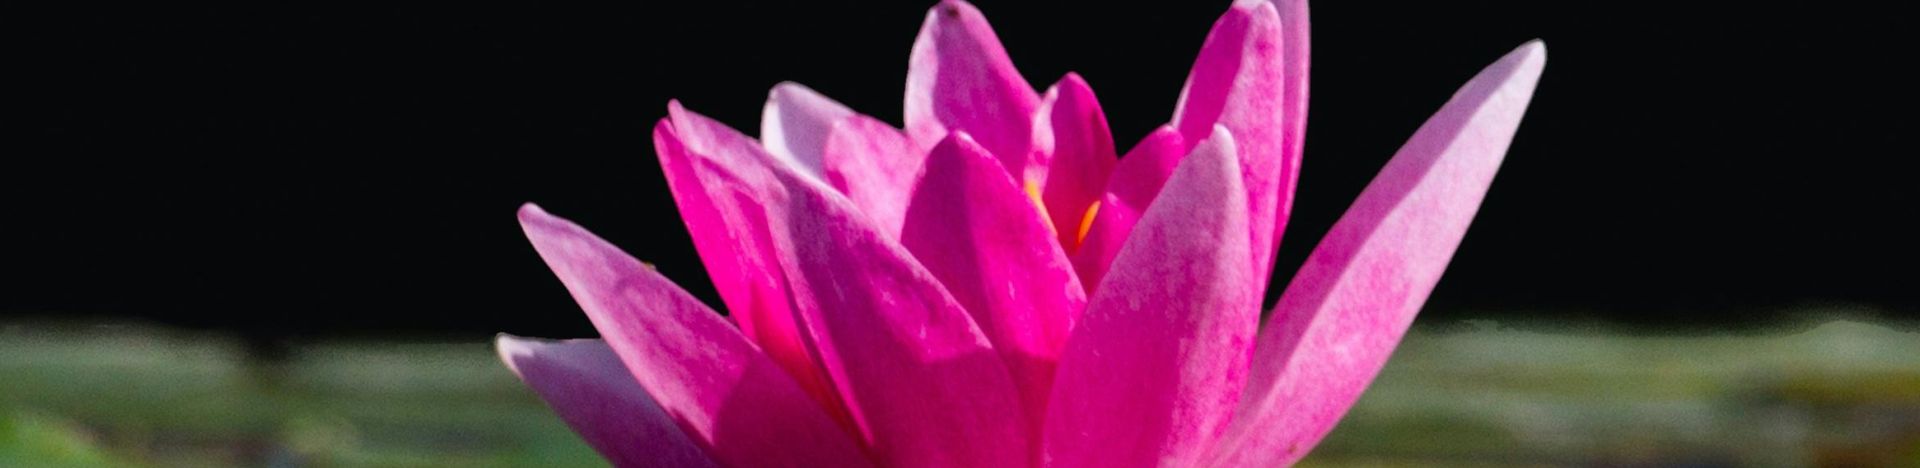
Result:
[761, 82, 855, 176]
[1274, 0, 1311, 232]
[667, 105, 1031, 466]
[653, 111, 846, 427]
[1205, 42, 1546, 467]
[900, 131, 1087, 428]
[1043, 127, 1258, 468]
[516, 205, 872, 467]
[1104, 126, 1189, 214]
[775, 158, 1032, 468]
[1069, 126, 1185, 291]
[496, 336, 717, 468]
[820, 114, 923, 236]
[905, 0, 1040, 177]
[1171, 0, 1297, 288]
[1065, 192, 1136, 293]
[1032, 73, 1118, 250]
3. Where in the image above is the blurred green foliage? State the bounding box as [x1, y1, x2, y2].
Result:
[3, 319, 1917, 467]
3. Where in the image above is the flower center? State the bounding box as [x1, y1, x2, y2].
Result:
[1023, 180, 1057, 234]
[1075, 201, 1100, 247]
[1024, 179, 1101, 252]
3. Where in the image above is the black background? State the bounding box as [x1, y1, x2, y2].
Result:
[9, 2, 1915, 340]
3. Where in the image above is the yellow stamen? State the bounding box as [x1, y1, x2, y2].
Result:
[1024, 180, 1058, 235]
[1075, 201, 1101, 247]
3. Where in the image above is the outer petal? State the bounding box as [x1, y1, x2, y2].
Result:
[516, 204, 872, 467]
[905, 0, 1040, 177]
[1070, 126, 1185, 291]
[1170, 0, 1299, 290]
[820, 114, 923, 235]
[496, 336, 717, 468]
[654, 110, 846, 428]
[1273, 0, 1311, 241]
[899, 131, 1087, 429]
[761, 82, 854, 176]
[1032, 73, 1118, 250]
[1043, 127, 1257, 468]
[1204, 42, 1545, 467]
[669, 106, 1031, 467]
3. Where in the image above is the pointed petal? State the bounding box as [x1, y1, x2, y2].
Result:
[1276, 0, 1311, 225]
[497, 336, 717, 468]
[1105, 126, 1190, 214]
[1171, 0, 1299, 288]
[775, 154, 1033, 468]
[1032, 73, 1118, 250]
[900, 131, 1087, 427]
[761, 82, 855, 175]
[1070, 126, 1185, 291]
[653, 111, 847, 427]
[905, 0, 1040, 177]
[1205, 41, 1546, 467]
[820, 114, 923, 236]
[1043, 127, 1258, 468]
[669, 106, 1031, 467]
[516, 205, 872, 467]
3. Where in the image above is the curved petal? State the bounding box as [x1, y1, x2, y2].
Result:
[1170, 0, 1297, 289]
[1070, 126, 1185, 291]
[1043, 127, 1257, 468]
[1104, 126, 1191, 215]
[496, 336, 717, 468]
[820, 114, 923, 236]
[669, 105, 1031, 467]
[1204, 41, 1545, 467]
[653, 110, 846, 428]
[900, 131, 1087, 428]
[1273, 0, 1311, 252]
[761, 82, 855, 176]
[1032, 73, 1118, 251]
[905, 0, 1040, 178]
[516, 204, 872, 467]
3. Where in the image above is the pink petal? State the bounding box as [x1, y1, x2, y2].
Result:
[652, 111, 847, 428]
[1043, 127, 1258, 468]
[761, 82, 855, 176]
[775, 157, 1032, 468]
[516, 204, 872, 467]
[1032, 73, 1118, 251]
[1104, 126, 1191, 215]
[899, 131, 1088, 429]
[1170, 0, 1301, 288]
[820, 114, 923, 236]
[1204, 41, 1546, 467]
[496, 336, 717, 468]
[1269, 0, 1312, 271]
[667, 105, 1031, 467]
[905, 0, 1040, 178]
[1070, 126, 1186, 291]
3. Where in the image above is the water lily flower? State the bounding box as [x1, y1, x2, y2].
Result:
[496, 0, 1544, 466]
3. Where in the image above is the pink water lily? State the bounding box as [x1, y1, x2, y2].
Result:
[497, 0, 1544, 466]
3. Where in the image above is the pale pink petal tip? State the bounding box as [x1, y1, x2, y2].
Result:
[497, 335, 717, 468]
[1205, 40, 1545, 467]
[762, 82, 854, 175]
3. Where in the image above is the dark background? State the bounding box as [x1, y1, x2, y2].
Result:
[9, 2, 1915, 340]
